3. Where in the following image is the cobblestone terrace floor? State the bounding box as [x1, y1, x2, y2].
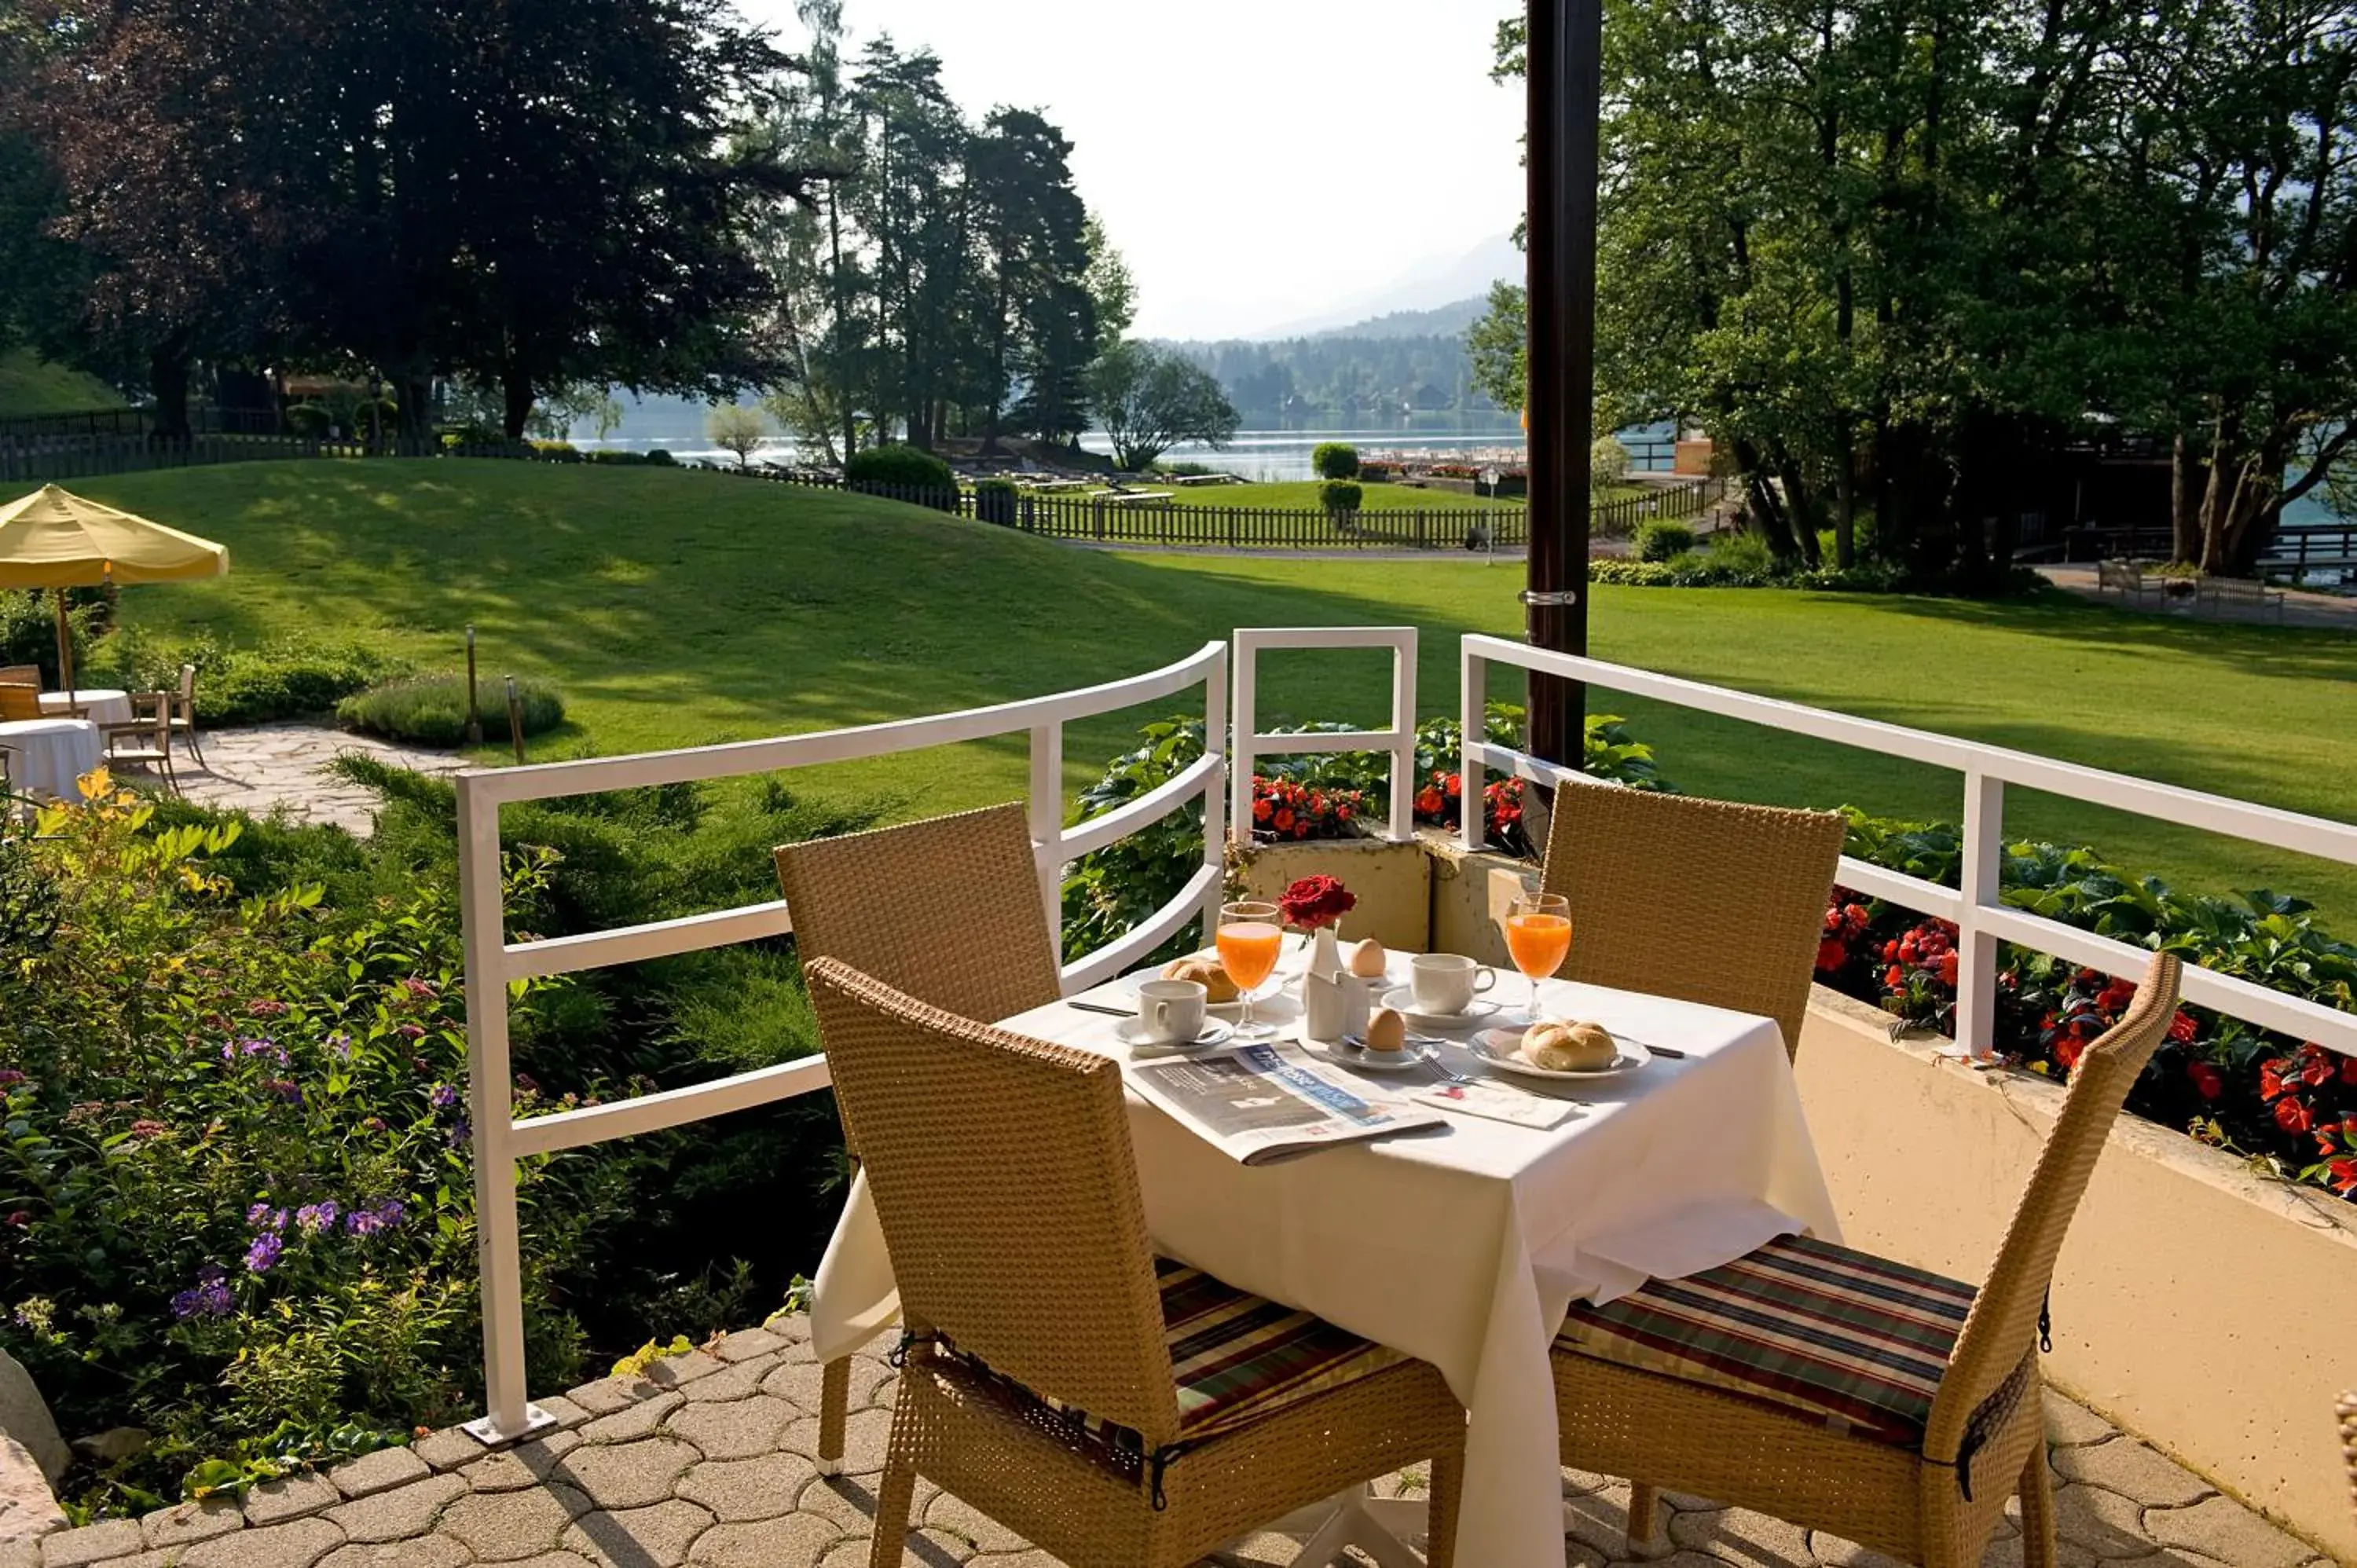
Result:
[13, 1314, 2340, 1568]
[164, 724, 464, 835]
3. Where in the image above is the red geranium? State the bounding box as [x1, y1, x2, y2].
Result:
[1816, 937, 1849, 973]
[2275, 1095, 2315, 1135]
[1277, 875, 1356, 931]
[2187, 1062, 2224, 1101]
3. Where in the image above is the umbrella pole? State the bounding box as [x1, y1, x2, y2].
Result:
[53, 587, 76, 708]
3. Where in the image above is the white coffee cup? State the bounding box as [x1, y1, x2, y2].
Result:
[1136, 979, 1208, 1044]
[1408, 953, 1497, 1015]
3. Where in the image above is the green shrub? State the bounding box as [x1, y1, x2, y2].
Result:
[1160, 460, 1217, 478]
[645, 449, 678, 466]
[1358, 461, 1395, 482]
[530, 440, 581, 463]
[1311, 441, 1361, 480]
[1705, 527, 1777, 575]
[843, 443, 955, 493]
[971, 478, 1018, 525]
[336, 675, 565, 748]
[90, 630, 406, 726]
[1636, 520, 1698, 562]
[1589, 434, 1629, 496]
[0, 589, 98, 685]
[1318, 480, 1363, 514]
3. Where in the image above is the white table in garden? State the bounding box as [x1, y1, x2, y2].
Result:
[0, 717, 102, 800]
[809, 961, 1841, 1568]
[38, 688, 134, 728]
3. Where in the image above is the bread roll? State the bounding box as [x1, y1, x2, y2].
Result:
[1522, 1019, 1618, 1072]
[1347, 937, 1389, 978]
[1363, 1007, 1409, 1054]
[1160, 955, 1240, 1003]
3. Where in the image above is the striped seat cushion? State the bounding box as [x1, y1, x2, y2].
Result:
[953, 1258, 1401, 1453]
[1554, 1232, 1975, 1446]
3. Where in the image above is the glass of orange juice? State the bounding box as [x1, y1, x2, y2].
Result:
[1504, 892, 1572, 1024]
[1215, 900, 1286, 1040]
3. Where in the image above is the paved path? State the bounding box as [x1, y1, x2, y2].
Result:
[15, 1315, 2337, 1568]
[158, 724, 466, 835]
[2039, 565, 2357, 631]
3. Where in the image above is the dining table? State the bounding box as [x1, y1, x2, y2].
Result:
[807, 947, 1842, 1567]
[38, 688, 134, 729]
[0, 717, 102, 801]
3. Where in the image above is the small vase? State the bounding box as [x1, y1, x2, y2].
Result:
[1308, 924, 1344, 980]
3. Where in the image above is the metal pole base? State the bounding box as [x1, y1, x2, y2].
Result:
[1275, 1493, 1614, 1566]
[812, 1457, 844, 1478]
[462, 1404, 561, 1447]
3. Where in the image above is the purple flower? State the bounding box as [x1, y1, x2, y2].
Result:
[170, 1264, 233, 1320]
[244, 1232, 283, 1273]
[344, 1200, 405, 1237]
[0, 1068, 25, 1087]
[295, 1201, 341, 1235]
[447, 1116, 472, 1149]
[326, 1033, 354, 1061]
[429, 1084, 459, 1111]
[262, 1079, 304, 1105]
[396, 1023, 427, 1041]
[244, 1202, 289, 1231]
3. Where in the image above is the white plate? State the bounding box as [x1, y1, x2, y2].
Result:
[1470, 1027, 1651, 1080]
[1378, 987, 1501, 1028]
[1111, 1016, 1236, 1051]
[1298, 1036, 1437, 1072]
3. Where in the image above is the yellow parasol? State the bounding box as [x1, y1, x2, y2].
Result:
[0, 484, 230, 708]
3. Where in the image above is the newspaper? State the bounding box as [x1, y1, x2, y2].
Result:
[1121, 1042, 1446, 1165]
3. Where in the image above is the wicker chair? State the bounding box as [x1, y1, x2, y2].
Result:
[774, 801, 1065, 1475]
[1549, 951, 2183, 1566]
[804, 958, 1467, 1568]
[102, 695, 179, 795]
[2340, 1390, 2357, 1525]
[0, 684, 42, 723]
[1538, 783, 1849, 1058]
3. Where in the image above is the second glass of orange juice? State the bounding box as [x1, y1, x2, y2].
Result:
[1504, 892, 1572, 1024]
[1215, 900, 1285, 1040]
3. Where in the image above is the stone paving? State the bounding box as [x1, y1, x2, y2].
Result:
[2037, 564, 2357, 630]
[13, 1314, 2340, 1568]
[152, 724, 466, 835]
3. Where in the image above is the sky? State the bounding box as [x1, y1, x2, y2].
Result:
[740, 0, 1529, 340]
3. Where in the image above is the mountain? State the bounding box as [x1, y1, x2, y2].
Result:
[1246, 233, 1522, 339]
[1312, 296, 1493, 341]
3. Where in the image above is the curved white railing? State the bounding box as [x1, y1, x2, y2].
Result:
[458, 642, 1230, 1441]
[1458, 633, 2357, 1064]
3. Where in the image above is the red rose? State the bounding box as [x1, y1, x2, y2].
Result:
[2187, 1062, 2223, 1101]
[2274, 1096, 2314, 1135]
[1277, 874, 1356, 931]
[1816, 938, 1848, 973]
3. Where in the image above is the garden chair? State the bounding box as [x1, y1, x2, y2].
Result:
[0, 683, 42, 722]
[1550, 951, 2182, 1566]
[773, 801, 1065, 1476]
[1537, 782, 1849, 1057]
[0, 664, 39, 688]
[167, 663, 206, 767]
[102, 694, 179, 796]
[804, 958, 1467, 1568]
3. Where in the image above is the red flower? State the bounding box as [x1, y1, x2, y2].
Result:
[2343, 1055, 2357, 1086]
[1882, 940, 1901, 962]
[2055, 1032, 2088, 1072]
[1816, 938, 1848, 973]
[1415, 786, 1444, 816]
[2274, 1096, 2315, 1135]
[2300, 1050, 2335, 1088]
[1936, 950, 1959, 987]
[2326, 1158, 2357, 1196]
[2259, 1060, 2288, 1100]
[2187, 1062, 2223, 1101]
[1445, 773, 1461, 793]
[129, 1119, 168, 1138]
[2168, 1012, 2198, 1045]
[1882, 965, 1904, 990]
[1273, 808, 1295, 832]
[1277, 875, 1356, 932]
[1253, 797, 1273, 823]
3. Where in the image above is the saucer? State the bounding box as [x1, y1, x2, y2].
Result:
[1111, 1017, 1235, 1051]
[1470, 1026, 1651, 1079]
[1378, 987, 1501, 1027]
[1299, 1036, 1437, 1072]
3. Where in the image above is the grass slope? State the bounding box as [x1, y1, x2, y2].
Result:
[0, 348, 126, 417]
[70, 461, 2357, 924]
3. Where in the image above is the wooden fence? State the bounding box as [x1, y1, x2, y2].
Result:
[0, 426, 525, 485]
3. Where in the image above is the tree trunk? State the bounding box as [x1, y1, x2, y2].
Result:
[2169, 433, 2203, 565]
[1833, 440, 1857, 569]
[148, 347, 192, 444]
[501, 368, 534, 442]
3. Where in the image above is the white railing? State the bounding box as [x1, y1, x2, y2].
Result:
[1459, 632, 2357, 1063]
[1230, 626, 1420, 843]
[456, 641, 1230, 1441]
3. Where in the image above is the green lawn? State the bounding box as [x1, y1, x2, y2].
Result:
[64, 460, 2357, 925]
[0, 348, 126, 418]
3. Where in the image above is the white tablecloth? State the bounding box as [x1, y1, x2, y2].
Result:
[38, 689, 134, 728]
[810, 963, 1842, 1567]
[0, 719, 102, 800]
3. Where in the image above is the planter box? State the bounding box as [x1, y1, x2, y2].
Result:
[1230, 836, 1432, 954]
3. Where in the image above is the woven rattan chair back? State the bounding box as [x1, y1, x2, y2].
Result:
[2341, 1390, 2357, 1524]
[804, 957, 1183, 1448]
[0, 665, 39, 690]
[775, 802, 1061, 1024]
[0, 684, 42, 722]
[1922, 951, 2182, 1465]
[1538, 783, 1848, 1057]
